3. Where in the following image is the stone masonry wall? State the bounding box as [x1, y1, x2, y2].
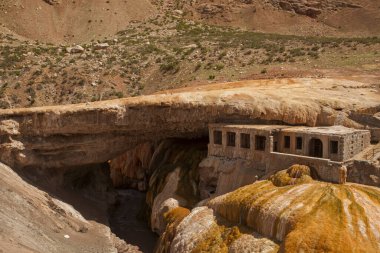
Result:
[342, 131, 371, 161]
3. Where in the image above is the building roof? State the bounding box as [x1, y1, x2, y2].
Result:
[281, 125, 368, 136]
[209, 124, 289, 131]
[209, 124, 369, 136]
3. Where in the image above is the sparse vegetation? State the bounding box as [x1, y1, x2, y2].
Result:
[0, 11, 379, 108]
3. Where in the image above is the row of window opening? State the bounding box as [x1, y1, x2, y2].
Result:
[213, 131, 266, 151]
[213, 131, 339, 154]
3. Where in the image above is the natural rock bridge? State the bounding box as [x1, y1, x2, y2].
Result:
[0, 78, 379, 169]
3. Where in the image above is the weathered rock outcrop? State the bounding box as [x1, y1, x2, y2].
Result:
[157, 163, 380, 252]
[274, 0, 362, 18]
[158, 206, 279, 253]
[207, 177, 380, 252]
[145, 139, 207, 233]
[0, 162, 140, 253]
[0, 78, 379, 169]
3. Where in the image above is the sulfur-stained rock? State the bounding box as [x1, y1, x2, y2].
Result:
[151, 168, 187, 234]
[169, 207, 217, 253]
[207, 179, 380, 252]
[159, 205, 278, 253]
[229, 234, 279, 253]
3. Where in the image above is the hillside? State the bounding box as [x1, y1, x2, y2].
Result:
[1, 0, 380, 44]
[0, 0, 156, 44]
[1, 15, 380, 109]
[178, 0, 380, 37]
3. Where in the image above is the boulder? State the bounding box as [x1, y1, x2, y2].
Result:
[66, 45, 84, 54]
[94, 43, 110, 50]
[43, 0, 60, 5]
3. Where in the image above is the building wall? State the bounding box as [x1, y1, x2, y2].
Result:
[266, 152, 343, 183]
[342, 131, 371, 161]
[208, 125, 371, 164]
[276, 132, 344, 161]
[208, 126, 272, 165]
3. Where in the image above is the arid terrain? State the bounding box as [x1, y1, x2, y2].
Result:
[0, 1, 380, 253]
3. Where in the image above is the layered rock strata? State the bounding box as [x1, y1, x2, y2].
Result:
[0, 78, 379, 169]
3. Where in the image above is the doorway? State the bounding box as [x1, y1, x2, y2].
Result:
[309, 138, 323, 158]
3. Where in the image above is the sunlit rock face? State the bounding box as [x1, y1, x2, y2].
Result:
[207, 178, 380, 252]
[0, 78, 379, 169]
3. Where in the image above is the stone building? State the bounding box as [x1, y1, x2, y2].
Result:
[207, 124, 371, 183]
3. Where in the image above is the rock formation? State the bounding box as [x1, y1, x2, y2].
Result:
[206, 176, 380, 252]
[0, 162, 140, 253]
[145, 139, 207, 233]
[160, 169, 380, 252]
[0, 78, 379, 170]
[110, 142, 155, 190]
[158, 206, 279, 253]
[274, 0, 362, 18]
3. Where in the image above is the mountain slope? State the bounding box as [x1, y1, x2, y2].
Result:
[0, 0, 156, 43]
[1, 0, 380, 44]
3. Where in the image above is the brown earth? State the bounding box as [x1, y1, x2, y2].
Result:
[180, 0, 380, 37]
[1, 0, 380, 44]
[0, 0, 156, 44]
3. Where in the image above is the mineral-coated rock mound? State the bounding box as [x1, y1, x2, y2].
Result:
[207, 179, 380, 252]
[0, 78, 379, 169]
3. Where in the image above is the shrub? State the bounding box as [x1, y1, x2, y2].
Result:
[160, 56, 180, 74]
[194, 63, 202, 72]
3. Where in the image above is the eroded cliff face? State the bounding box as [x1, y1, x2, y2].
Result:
[0, 78, 379, 169]
[110, 142, 155, 190]
[145, 139, 207, 234]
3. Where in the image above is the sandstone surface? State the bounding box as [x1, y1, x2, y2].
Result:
[0, 78, 379, 170]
